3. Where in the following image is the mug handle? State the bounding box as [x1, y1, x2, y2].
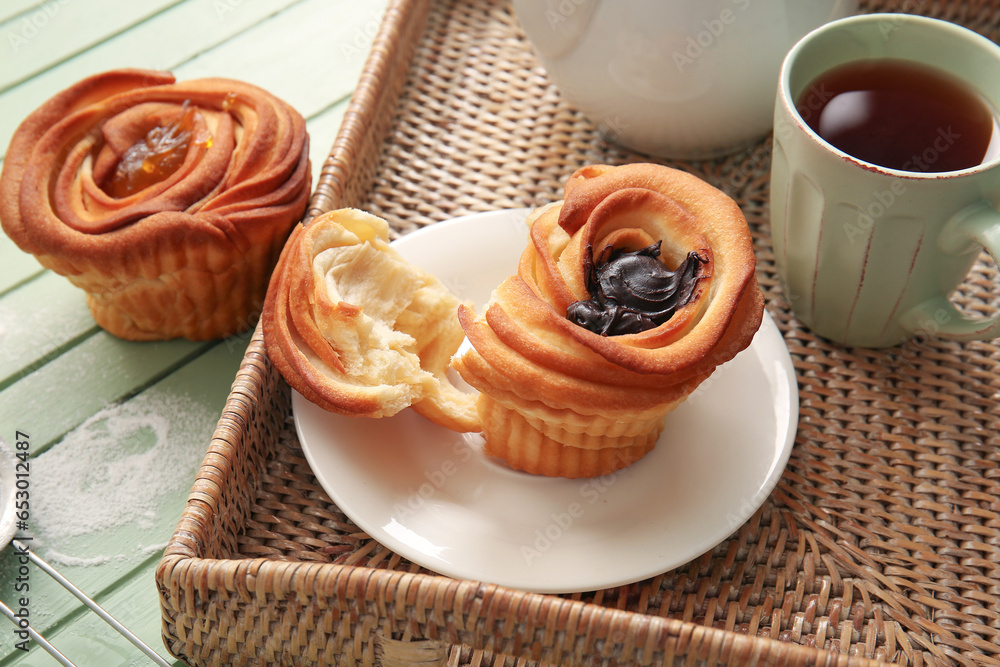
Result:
[901, 201, 1000, 342]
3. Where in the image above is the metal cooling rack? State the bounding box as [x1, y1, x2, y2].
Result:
[0, 539, 173, 667]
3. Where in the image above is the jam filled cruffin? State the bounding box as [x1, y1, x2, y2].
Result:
[0, 68, 311, 340]
[452, 163, 765, 478]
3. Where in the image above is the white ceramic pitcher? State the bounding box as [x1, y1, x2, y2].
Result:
[513, 0, 858, 159]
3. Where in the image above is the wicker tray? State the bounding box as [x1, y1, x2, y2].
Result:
[156, 0, 1000, 665]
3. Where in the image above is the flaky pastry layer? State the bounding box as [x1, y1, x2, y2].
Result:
[0, 68, 310, 340]
[477, 396, 658, 479]
[261, 208, 479, 432]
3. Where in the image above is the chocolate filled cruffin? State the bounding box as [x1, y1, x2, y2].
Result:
[453, 163, 764, 477]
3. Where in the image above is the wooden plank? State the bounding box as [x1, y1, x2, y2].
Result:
[0, 272, 96, 389]
[0, 0, 47, 26]
[0, 333, 211, 452]
[0, 0, 185, 91]
[0, 0, 304, 158]
[0, 336, 249, 659]
[0, 236, 44, 297]
[306, 96, 351, 191]
[171, 0, 389, 119]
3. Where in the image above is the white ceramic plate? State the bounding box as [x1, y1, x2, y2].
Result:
[293, 208, 798, 594]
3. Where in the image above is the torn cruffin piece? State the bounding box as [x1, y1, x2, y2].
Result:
[261, 208, 479, 432]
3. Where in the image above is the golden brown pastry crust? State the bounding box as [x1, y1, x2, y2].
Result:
[0, 68, 310, 340]
[262, 208, 479, 432]
[453, 163, 764, 477]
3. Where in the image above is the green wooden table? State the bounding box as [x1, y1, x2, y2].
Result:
[0, 1, 388, 663]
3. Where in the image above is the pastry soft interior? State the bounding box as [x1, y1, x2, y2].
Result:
[262, 208, 479, 432]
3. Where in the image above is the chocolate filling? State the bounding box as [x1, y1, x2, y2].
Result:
[566, 241, 705, 336]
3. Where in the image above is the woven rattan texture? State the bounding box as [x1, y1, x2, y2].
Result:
[208, 1, 1000, 665]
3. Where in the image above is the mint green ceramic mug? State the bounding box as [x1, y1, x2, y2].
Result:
[770, 13, 1000, 348]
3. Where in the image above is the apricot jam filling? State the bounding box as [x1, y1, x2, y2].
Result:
[103, 102, 206, 198]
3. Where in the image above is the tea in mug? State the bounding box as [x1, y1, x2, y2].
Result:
[796, 58, 1000, 172]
